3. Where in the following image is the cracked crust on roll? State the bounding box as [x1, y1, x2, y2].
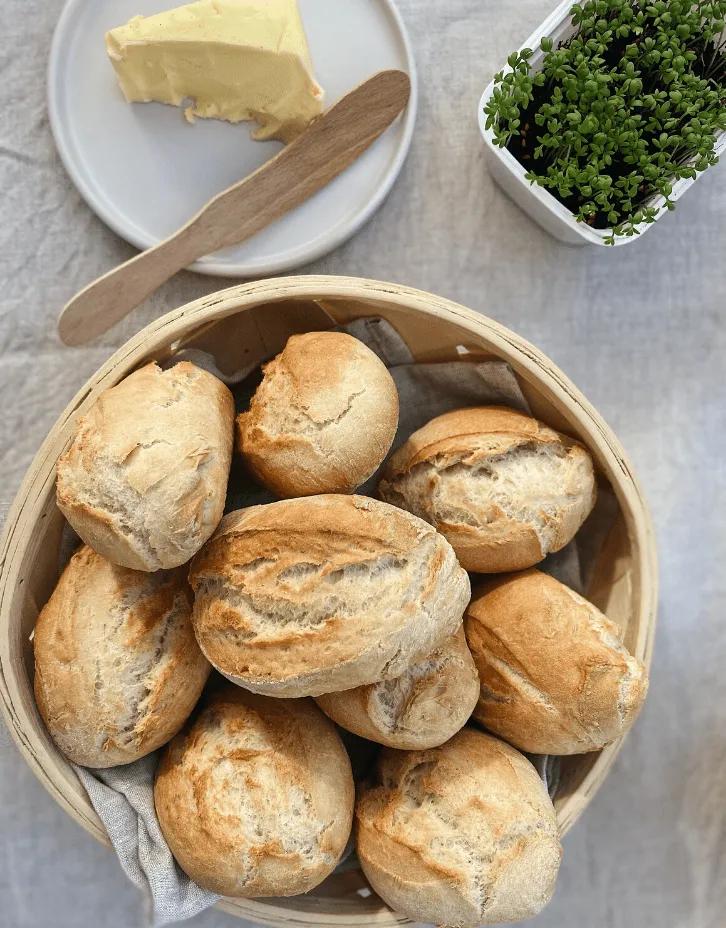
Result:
[236, 331, 398, 497]
[315, 627, 479, 749]
[154, 686, 354, 897]
[56, 361, 234, 571]
[465, 569, 648, 754]
[378, 405, 597, 573]
[188, 495, 471, 697]
[33, 545, 210, 767]
[356, 728, 561, 927]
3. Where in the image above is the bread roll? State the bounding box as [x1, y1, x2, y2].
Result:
[378, 406, 596, 573]
[465, 569, 648, 754]
[189, 495, 470, 697]
[154, 685, 354, 896]
[57, 361, 234, 571]
[33, 545, 209, 767]
[315, 627, 479, 749]
[356, 729, 561, 927]
[236, 331, 398, 497]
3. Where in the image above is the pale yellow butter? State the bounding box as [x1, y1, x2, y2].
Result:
[105, 0, 324, 142]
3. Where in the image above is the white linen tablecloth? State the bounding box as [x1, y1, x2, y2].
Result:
[1, 1, 725, 926]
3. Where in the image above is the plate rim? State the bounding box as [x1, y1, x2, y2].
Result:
[46, 0, 418, 278]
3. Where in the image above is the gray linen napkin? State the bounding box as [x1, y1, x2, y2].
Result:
[73, 759, 220, 925]
[7, 318, 605, 925]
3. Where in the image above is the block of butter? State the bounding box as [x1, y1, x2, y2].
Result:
[105, 0, 324, 142]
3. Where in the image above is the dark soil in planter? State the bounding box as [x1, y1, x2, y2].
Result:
[506, 35, 724, 229]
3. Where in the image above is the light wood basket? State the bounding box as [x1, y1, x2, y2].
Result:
[0, 276, 657, 927]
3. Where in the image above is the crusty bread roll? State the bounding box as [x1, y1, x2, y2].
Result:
[33, 545, 209, 768]
[189, 495, 470, 697]
[315, 627, 479, 749]
[356, 729, 561, 927]
[465, 569, 648, 755]
[57, 361, 234, 572]
[154, 685, 354, 896]
[236, 331, 398, 497]
[378, 406, 596, 573]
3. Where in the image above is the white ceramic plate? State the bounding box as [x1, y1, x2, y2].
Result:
[48, 0, 417, 277]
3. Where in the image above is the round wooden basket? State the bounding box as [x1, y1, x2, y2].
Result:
[0, 276, 657, 927]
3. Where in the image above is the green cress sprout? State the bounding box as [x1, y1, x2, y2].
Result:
[484, 0, 726, 242]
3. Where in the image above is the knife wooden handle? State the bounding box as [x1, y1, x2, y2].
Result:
[58, 69, 411, 346]
[57, 227, 209, 346]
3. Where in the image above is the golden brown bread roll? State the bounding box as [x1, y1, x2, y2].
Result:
[356, 728, 561, 926]
[57, 361, 234, 571]
[154, 686, 354, 896]
[236, 331, 398, 497]
[188, 495, 471, 697]
[465, 569, 648, 754]
[33, 545, 209, 767]
[378, 406, 597, 572]
[315, 628, 479, 749]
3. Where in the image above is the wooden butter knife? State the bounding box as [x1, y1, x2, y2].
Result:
[58, 69, 411, 346]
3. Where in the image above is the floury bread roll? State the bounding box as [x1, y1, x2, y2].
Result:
[465, 570, 648, 755]
[33, 546, 209, 767]
[356, 729, 561, 927]
[378, 406, 596, 573]
[57, 361, 234, 571]
[189, 495, 470, 697]
[236, 331, 398, 497]
[154, 686, 354, 896]
[315, 628, 479, 749]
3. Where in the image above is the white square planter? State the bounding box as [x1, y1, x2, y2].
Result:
[478, 0, 726, 246]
